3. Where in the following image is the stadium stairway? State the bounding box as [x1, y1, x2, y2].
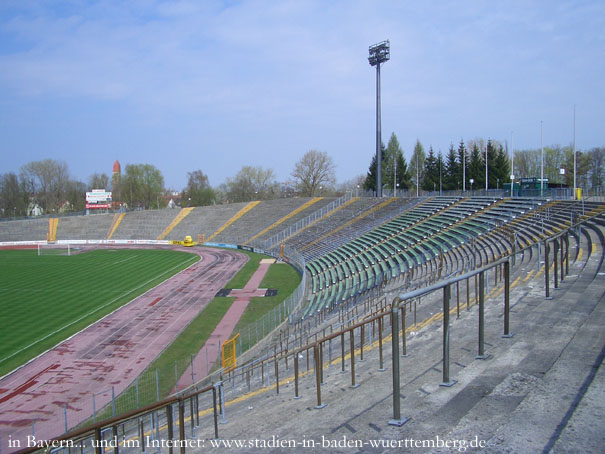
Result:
[244, 197, 335, 245]
[212, 198, 313, 244]
[110, 209, 180, 240]
[54, 213, 115, 241]
[265, 196, 362, 249]
[157, 207, 195, 240]
[107, 212, 125, 239]
[166, 202, 249, 242]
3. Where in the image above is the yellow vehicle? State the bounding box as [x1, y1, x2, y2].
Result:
[170, 236, 196, 247]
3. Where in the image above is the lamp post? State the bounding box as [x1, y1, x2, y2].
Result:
[485, 139, 489, 191]
[393, 152, 397, 196]
[510, 131, 514, 198]
[439, 151, 443, 195]
[470, 178, 474, 193]
[462, 143, 466, 192]
[573, 105, 576, 200]
[541, 121, 544, 198]
[368, 40, 390, 198]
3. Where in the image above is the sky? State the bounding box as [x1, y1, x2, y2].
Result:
[1, 0, 604, 191]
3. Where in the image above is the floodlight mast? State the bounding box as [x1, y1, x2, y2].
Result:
[369, 40, 390, 198]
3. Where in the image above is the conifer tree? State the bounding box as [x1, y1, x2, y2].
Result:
[444, 144, 459, 190]
[421, 146, 439, 191]
[363, 143, 386, 192]
[468, 143, 484, 190]
[410, 140, 426, 196]
[457, 140, 468, 191]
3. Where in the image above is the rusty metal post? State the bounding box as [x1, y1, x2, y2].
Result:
[195, 394, 199, 427]
[294, 353, 301, 399]
[560, 234, 564, 282]
[401, 304, 408, 357]
[456, 281, 460, 319]
[440, 284, 456, 387]
[314, 344, 326, 408]
[414, 298, 418, 327]
[94, 427, 102, 454]
[178, 399, 185, 454]
[503, 260, 513, 338]
[545, 240, 552, 299]
[189, 397, 194, 436]
[565, 234, 569, 276]
[350, 330, 359, 388]
[112, 425, 119, 454]
[340, 333, 346, 373]
[166, 405, 174, 454]
[466, 277, 470, 311]
[554, 239, 559, 289]
[477, 271, 489, 359]
[212, 386, 219, 439]
[140, 418, 145, 452]
[378, 315, 385, 371]
[359, 325, 365, 361]
[319, 342, 325, 385]
[274, 357, 279, 394]
[389, 304, 410, 427]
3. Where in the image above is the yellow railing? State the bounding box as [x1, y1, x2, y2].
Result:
[244, 197, 323, 244]
[206, 201, 261, 242]
[107, 212, 125, 240]
[157, 207, 195, 240]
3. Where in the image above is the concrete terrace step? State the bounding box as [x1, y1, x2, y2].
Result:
[189, 223, 604, 454]
[56, 213, 115, 241]
[166, 202, 250, 242]
[213, 198, 315, 244]
[0, 217, 49, 242]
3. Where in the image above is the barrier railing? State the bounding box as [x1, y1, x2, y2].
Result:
[264, 192, 354, 249]
[7, 204, 602, 454]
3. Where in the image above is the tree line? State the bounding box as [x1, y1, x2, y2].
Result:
[362, 133, 604, 195]
[0, 150, 337, 217]
[1, 141, 603, 218]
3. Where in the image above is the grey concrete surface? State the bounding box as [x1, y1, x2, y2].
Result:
[181, 227, 605, 454]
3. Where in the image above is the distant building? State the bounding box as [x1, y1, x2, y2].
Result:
[27, 201, 43, 217]
[111, 160, 121, 205]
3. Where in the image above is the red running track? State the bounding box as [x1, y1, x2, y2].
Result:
[0, 246, 247, 451]
[175, 262, 272, 391]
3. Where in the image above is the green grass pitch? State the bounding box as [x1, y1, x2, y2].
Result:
[0, 248, 199, 377]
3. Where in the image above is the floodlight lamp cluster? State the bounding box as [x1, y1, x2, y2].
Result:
[368, 40, 390, 66]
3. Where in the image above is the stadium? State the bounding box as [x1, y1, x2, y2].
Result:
[1, 193, 604, 453]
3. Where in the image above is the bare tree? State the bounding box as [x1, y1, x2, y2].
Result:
[291, 150, 336, 197]
[225, 166, 278, 202]
[19, 159, 70, 214]
[336, 174, 366, 194]
[122, 164, 165, 209]
[0, 173, 28, 217]
[588, 147, 605, 190]
[88, 173, 110, 191]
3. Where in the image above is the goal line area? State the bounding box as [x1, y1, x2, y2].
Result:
[37, 243, 78, 256]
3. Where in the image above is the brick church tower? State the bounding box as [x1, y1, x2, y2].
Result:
[112, 160, 121, 204]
